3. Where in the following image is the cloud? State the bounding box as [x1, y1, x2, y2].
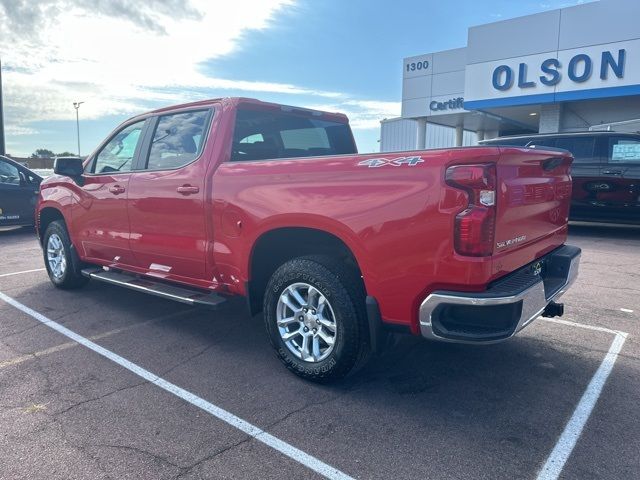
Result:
[1, 0, 325, 126]
[4, 124, 39, 136]
[306, 100, 401, 130]
[0, 0, 394, 157]
[0, 0, 202, 36]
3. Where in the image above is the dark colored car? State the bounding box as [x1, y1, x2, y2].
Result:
[0, 155, 43, 227]
[481, 132, 640, 224]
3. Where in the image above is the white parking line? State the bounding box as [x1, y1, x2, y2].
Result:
[540, 317, 626, 336]
[0, 268, 46, 278]
[0, 291, 353, 480]
[537, 318, 629, 480]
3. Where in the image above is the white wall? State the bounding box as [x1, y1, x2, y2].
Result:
[379, 118, 417, 152]
[381, 119, 477, 152]
[425, 125, 477, 148]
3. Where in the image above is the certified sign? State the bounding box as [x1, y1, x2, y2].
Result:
[430, 97, 464, 112]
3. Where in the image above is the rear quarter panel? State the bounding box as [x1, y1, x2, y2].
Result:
[213, 148, 507, 331]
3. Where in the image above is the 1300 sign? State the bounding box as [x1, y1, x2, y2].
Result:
[406, 60, 429, 72]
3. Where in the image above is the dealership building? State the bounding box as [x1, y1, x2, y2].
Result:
[380, 0, 640, 151]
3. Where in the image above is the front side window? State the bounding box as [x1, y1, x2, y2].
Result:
[146, 110, 210, 170]
[0, 159, 21, 185]
[231, 108, 356, 162]
[608, 137, 640, 164]
[93, 120, 145, 174]
[554, 137, 595, 164]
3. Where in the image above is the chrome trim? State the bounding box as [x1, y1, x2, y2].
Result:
[419, 249, 581, 344]
[81, 268, 225, 308]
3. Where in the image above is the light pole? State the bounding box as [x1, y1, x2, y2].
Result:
[73, 101, 84, 157]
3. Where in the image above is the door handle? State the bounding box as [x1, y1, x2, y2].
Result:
[109, 185, 126, 195]
[176, 185, 200, 195]
[602, 170, 623, 175]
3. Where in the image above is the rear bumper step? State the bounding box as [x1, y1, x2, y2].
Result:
[81, 268, 226, 309]
[418, 245, 581, 344]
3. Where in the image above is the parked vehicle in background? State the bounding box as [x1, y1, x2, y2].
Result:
[0, 155, 42, 227]
[481, 132, 640, 224]
[35, 97, 580, 381]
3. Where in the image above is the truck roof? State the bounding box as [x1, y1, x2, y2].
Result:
[146, 97, 350, 124]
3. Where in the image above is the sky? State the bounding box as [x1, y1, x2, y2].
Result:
[0, 0, 587, 157]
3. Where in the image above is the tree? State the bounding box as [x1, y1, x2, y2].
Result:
[30, 148, 55, 158]
[56, 151, 76, 157]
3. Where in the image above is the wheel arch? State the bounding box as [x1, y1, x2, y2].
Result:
[246, 226, 366, 317]
[38, 206, 66, 246]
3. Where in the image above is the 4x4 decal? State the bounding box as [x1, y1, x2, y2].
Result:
[357, 156, 424, 168]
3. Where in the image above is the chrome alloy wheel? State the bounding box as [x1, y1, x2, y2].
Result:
[276, 282, 337, 362]
[47, 233, 67, 279]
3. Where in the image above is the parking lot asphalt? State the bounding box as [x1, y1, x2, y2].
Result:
[0, 223, 639, 480]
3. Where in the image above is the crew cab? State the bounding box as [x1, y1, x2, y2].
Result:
[36, 98, 581, 381]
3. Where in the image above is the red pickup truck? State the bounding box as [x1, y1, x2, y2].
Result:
[36, 97, 581, 381]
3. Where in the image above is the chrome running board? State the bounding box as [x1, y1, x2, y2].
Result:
[81, 267, 226, 309]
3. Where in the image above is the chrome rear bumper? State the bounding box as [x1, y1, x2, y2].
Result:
[419, 245, 581, 344]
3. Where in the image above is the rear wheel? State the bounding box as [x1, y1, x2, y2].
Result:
[264, 255, 369, 382]
[43, 220, 89, 289]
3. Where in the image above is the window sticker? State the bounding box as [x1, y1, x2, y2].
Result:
[611, 143, 640, 163]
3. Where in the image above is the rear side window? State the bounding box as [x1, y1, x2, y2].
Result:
[608, 137, 640, 164]
[554, 137, 595, 164]
[146, 110, 211, 170]
[231, 108, 356, 161]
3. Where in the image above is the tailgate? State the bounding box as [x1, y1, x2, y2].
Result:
[494, 147, 573, 256]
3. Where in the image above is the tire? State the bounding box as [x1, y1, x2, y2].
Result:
[43, 220, 89, 290]
[263, 255, 369, 382]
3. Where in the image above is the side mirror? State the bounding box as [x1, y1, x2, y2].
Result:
[54, 157, 84, 177]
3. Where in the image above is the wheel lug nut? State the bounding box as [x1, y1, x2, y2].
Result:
[316, 319, 320, 324]
[312, 328, 317, 334]
[298, 316, 304, 321]
[303, 308, 308, 313]
[311, 309, 316, 314]
[303, 326, 309, 332]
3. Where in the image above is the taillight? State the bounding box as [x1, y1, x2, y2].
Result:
[445, 164, 497, 257]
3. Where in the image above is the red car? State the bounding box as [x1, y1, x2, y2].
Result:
[36, 98, 581, 381]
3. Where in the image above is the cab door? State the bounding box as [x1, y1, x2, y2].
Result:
[72, 119, 148, 266]
[126, 109, 213, 281]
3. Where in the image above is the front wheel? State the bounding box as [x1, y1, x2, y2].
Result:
[43, 220, 89, 290]
[264, 256, 369, 382]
